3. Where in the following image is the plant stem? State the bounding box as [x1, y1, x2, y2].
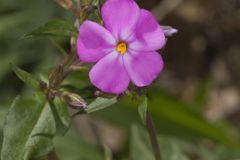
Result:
[146, 111, 162, 160]
[47, 150, 59, 160]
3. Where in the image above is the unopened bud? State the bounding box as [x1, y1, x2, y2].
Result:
[62, 91, 87, 109]
[70, 36, 77, 47]
[162, 26, 178, 37]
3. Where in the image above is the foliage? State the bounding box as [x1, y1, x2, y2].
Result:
[24, 19, 78, 38]
[0, 0, 240, 160]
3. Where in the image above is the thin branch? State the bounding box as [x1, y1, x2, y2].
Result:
[146, 111, 162, 160]
[77, 0, 81, 10]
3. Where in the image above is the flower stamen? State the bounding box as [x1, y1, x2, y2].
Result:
[116, 42, 127, 55]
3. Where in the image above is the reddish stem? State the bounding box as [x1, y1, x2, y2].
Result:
[146, 111, 162, 160]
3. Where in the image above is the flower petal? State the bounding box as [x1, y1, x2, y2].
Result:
[128, 9, 165, 51]
[90, 52, 130, 94]
[77, 20, 116, 62]
[123, 50, 164, 87]
[101, 0, 140, 40]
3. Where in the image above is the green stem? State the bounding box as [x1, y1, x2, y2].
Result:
[146, 111, 162, 160]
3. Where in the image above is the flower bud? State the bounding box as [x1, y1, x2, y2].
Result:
[70, 36, 77, 47]
[62, 91, 87, 109]
[162, 26, 178, 37]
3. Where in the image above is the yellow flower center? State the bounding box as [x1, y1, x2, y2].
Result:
[116, 42, 127, 55]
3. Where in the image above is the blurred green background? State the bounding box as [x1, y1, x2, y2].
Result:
[0, 0, 240, 159]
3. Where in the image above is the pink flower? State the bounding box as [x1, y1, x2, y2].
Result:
[77, 0, 166, 94]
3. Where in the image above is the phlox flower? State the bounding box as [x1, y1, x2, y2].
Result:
[77, 0, 166, 94]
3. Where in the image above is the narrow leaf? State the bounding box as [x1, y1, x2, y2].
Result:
[158, 138, 189, 160]
[130, 125, 155, 160]
[95, 90, 238, 146]
[86, 97, 117, 113]
[138, 96, 148, 124]
[11, 63, 40, 90]
[24, 19, 78, 38]
[49, 97, 71, 136]
[130, 125, 189, 160]
[104, 144, 112, 160]
[54, 128, 104, 160]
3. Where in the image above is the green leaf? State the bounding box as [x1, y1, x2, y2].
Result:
[138, 96, 148, 124]
[130, 125, 155, 160]
[130, 125, 189, 160]
[103, 144, 112, 160]
[24, 19, 78, 38]
[50, 97, 70, 136]
[86, 97, 118, 113]
[1, 97, 55, 160]
[194, 79, 212, 108]
[148, 88, 236, 145]
[93, 89, 239, 147]
[11, 63, 40, 91]
[54, 128, 104, 160]
[159, 139, 189, 160]
[0, 105, 9, 130]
